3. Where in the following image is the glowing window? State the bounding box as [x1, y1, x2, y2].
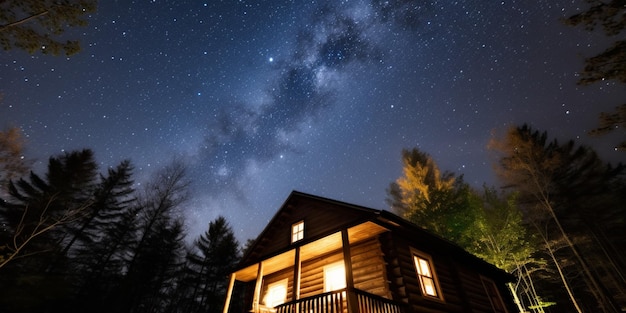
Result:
[292, 220, 304, 243]
[412, 249, 442, 300]
[324, 261, 346, 292]
[264, 278, 288, 308]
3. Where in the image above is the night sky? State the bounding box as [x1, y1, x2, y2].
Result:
[2, 0, 625, 242]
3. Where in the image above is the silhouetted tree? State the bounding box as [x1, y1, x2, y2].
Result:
[0, 149, 98, 312]
[113, 162, 189, 313]
[0, 0, 97, 55]
[490, 124, 625, 312]
[564, 1, 626, 152]
[185, 216, 240, 313]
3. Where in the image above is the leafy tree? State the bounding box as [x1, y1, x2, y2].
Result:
[0, 127, 30, 194]
[463, 188, 550, 313]
[0, 0, 97, 55]
[490, 124, 625, 312]
[387, 148, 473, 242]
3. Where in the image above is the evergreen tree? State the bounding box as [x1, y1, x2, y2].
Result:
[0, 149, 98, 312]
[113, 162, 189, 313]
[185, 216, 240, 313]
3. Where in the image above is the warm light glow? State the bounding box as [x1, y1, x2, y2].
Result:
[413, 254, 439, 298]
[264, 279, 288, 307]
[324, 261, 346, 292]
[418, 258, 431, 277]
[292, 220, 304, 243]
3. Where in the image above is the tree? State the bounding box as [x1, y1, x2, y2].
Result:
[490, 124, 625, 312]
[564, 0, 626, 152]
[463, 188, 551, 313]
[0, 127, 30, 195]
[184, 216, 240, 313]
[387, 148, 473, 242]
[0, 149, 99, 313]
[564, 0, 626, 84]
[0, 0, 97, 55]
[589, 103, 626, 151]
[112, 162, 190, 313]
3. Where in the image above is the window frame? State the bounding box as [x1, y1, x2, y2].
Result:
[291, 220, 304, 243]
[480, 276, 508, 313]
[410, 248, 444, 302]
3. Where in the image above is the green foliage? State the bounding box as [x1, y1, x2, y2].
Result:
[387, 148, 474, 242]
[462, 188, 535, 273]
[0, 0, 97, 55]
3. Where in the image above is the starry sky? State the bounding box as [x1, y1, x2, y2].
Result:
[2, 0, 625, 242]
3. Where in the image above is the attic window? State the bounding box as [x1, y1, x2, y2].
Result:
[411, 248, 443, 301]
[291, 220, 304, 243]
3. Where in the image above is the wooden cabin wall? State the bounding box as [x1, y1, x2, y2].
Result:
[297, 237, 390, 300]
[383, 232, 513, 313]
[351, 237, 390, 298]
[261, 268, 294, 306]
[300, 251, 344, 298]
[252, 200, 367, 259]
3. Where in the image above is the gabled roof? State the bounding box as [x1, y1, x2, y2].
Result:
[237, 190, 512, 282]
[238, 190, 380, 268]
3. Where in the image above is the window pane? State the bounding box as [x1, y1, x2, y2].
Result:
[324, 262, 346, 292]
[291, 221, 304, 243]
[264, 279, 288, 307]
[421, 277, 437, 297]
[418, 258, 432, 277]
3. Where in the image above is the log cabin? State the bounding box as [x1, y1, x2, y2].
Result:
[223, 191, 516, 313]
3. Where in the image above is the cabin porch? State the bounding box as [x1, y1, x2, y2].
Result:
[223, 221, 402, 313]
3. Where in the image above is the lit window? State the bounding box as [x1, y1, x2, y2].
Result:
[264, 279, 288, 308]
[324, 261, 346, 292]
[481, 277, 507, 313]
[412, 249, 442, 300]
[292, 220, 304, 243]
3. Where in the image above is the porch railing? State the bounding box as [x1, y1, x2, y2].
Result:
[274, 288, 402, 313]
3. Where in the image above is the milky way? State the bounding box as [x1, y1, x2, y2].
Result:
[2, 0, 625, 241]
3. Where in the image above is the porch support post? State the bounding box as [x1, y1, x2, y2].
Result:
[342, 229, 358, 313]
[292, 246, 301, 301]
[252, 262, 264, 312]
[222, 273, 236, 313]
